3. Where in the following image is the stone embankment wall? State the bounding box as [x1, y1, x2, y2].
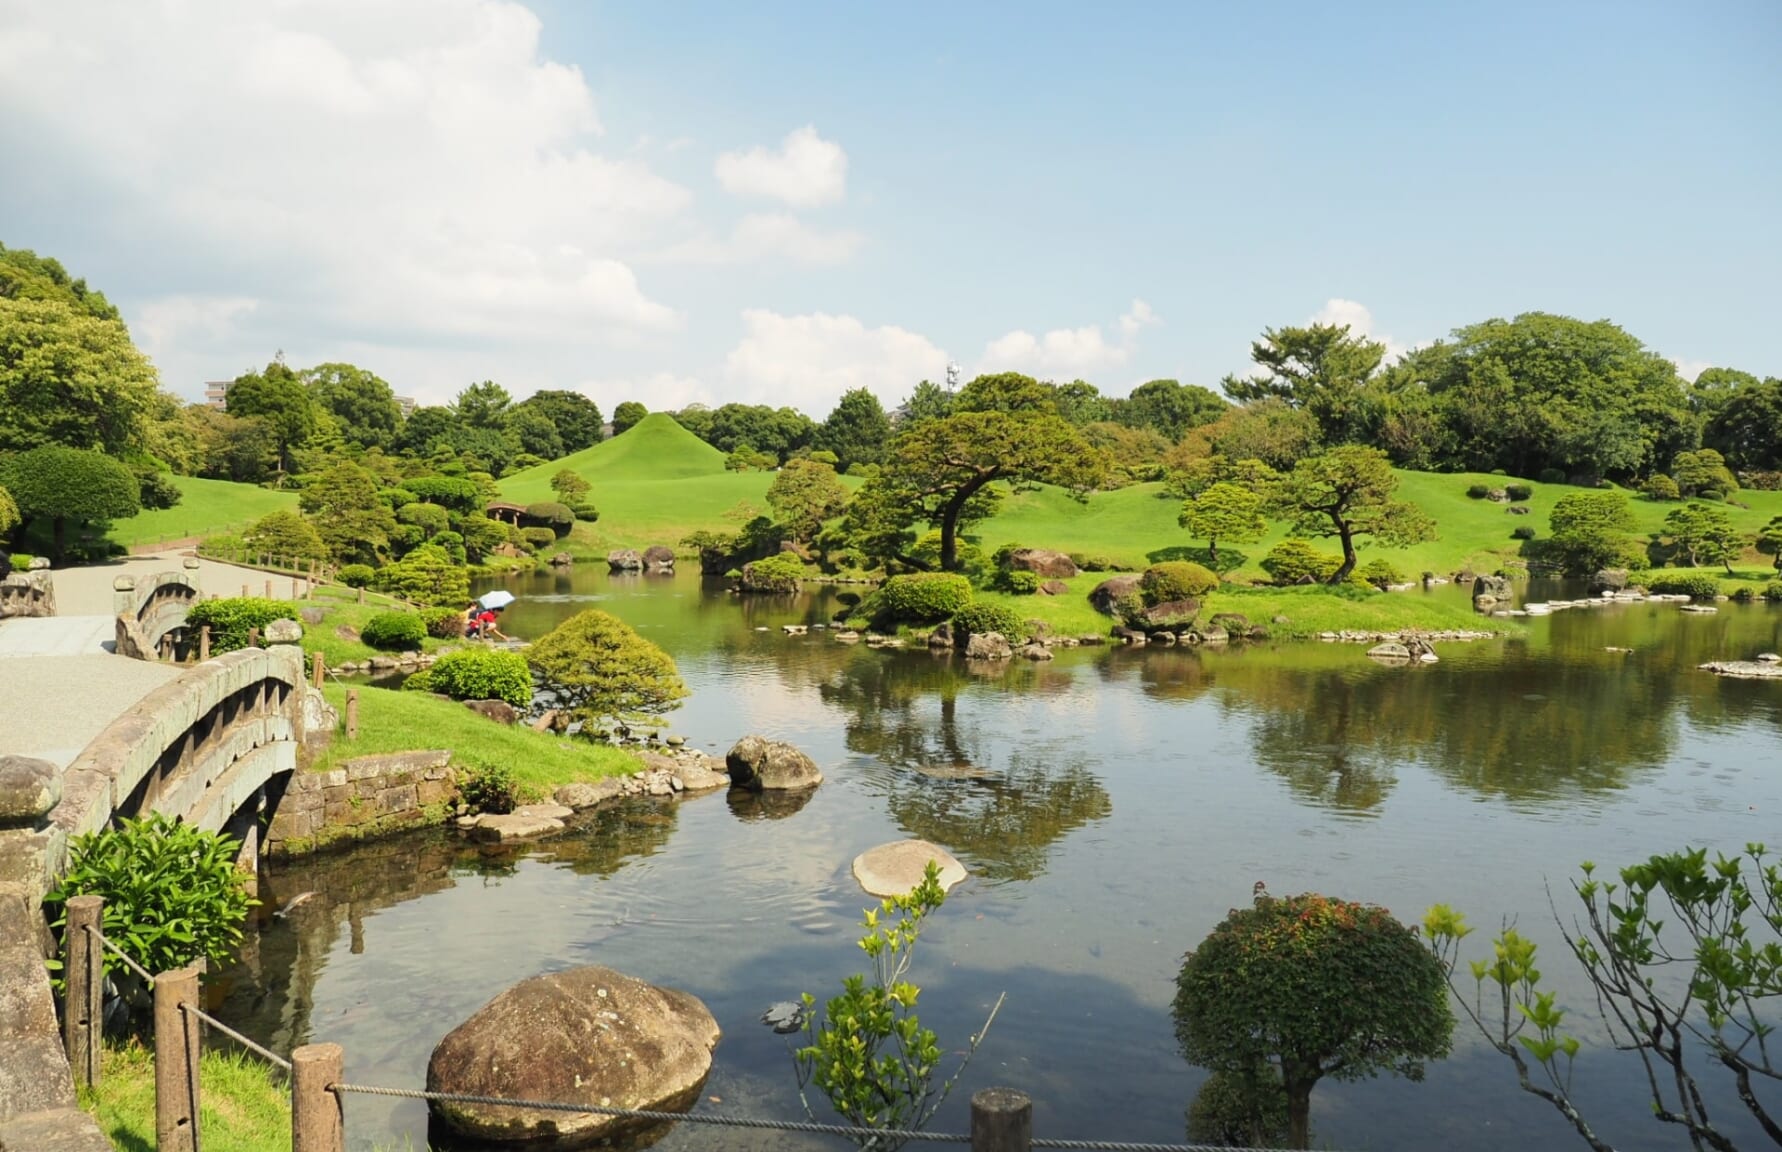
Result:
[267, 751, 457, 858]
[0, 570, 55, 619]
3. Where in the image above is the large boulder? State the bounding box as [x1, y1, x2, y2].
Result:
[852, 839, 968, 898]
[926, 621, 954, 649]
[606, 549, 644, 572]
[725, 735, 823, 791]
[964, 631, 1013, 660]
[465, 699, 519, 726]
[642, 545, 676, 571]
[1589, 568, 1629, 594]
[0, 755, 59, 829]
[1007, 548, 1078, 579]
[427, 966, 720, 1147]
[1142, 598, 1198, 629]
[1471, 574, 1511, 607]
[1088, 575, 1141, 617]
[263, 618, 303, 645]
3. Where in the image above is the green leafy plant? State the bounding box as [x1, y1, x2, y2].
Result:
[527, 609, 687, 728]
[184, 598, 292, 652]
[1512, 525, 1537, 541]
[420, 606, 466, 639]
[1642, 571, 1721, 600]
[336, 563, 375, 588]
[570, 503, 600, 523]
[457, 760, 521, 814]
[1641, 474, 1681, 501]
[1504, 483, 1533, 502]
[1426, 844, 1781, 1152]
[996, 569, 1040, 595]
[519, 526, 557, 551]
[1140, 561, 1219, 604]
[1466, 483, 1491, 499]
[45, 813, 256, 995]
[794, 862, 1003, 1150]
[1538, 468, 1568, 485]
[411, 647, 531, 706]
[1766, 579, 1782, 602]
[1358, 558, 1404, 589]
[523, 501, 575, 537]
[369, 543, 469, 606]
[950, 602, 1025, 641]
[360, 611, 426, 651]
[1260, 539, 1340, 586]
[878, 572, 973, 621]
[742, 552, 806, 592]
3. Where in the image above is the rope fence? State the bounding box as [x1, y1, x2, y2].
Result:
[59, 893, 1329, 1152]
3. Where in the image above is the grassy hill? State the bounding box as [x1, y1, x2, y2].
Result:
[109, 476, 298, 550]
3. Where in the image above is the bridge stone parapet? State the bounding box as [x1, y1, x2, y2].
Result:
[112, 566, 201, 661]
[0, 571, 56, 619]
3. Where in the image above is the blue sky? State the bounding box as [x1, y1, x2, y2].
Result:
[1, 1, 1776, 414]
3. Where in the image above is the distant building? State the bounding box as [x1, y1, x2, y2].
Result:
[203, 380, 233, 409]
[396, 395, 418, 418]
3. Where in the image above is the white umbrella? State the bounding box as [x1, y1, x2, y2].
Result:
[477, 590, 516, 610]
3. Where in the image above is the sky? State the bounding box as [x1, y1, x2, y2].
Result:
[1, 0, 1777, 415]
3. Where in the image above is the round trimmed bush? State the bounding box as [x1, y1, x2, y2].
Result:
[337, 564, 375, 588]
[519, 526, 557, 551]
[412, 648, 532, 707]
[397, 501, 450, 537]
[1511, 525, 1537, 541]
[1070, 552, 1113, 572]
[404, 475, 481, 512]
[1465, 484, 1491, 499]
[1643, 572, 1722, 601]
[524, 501, 575, 537]
[1357, 559, 1404, 590]
[879, 573, 973, 621]
[1641, 474, 1680, 501]
[1503, 483, 1533, 502]
[951, 602, 1026, 641]
[571, 504, 600, 523]
[1140, 561, 1218, 605]
[360, 611, 427, 651]
[185, 598, 291, 653]
[999, 570, 1040, 595]
[1261, 540, 1339, 586]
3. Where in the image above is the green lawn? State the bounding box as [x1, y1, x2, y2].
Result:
[84, 1038, 291, 1152]
[109, 476, 298, 549]
[313, 682, 638, 801]
[292, 588, 452, 667]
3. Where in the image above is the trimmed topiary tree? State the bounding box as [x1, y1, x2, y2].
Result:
[526, 609, 687, 729]
[1357, 558, 1404, 590]
[360, 611, 427, 651]
[1174, 887, 1454, 1149]
[523, 501, 575, 538]
[879, 572, 973, 621]
[1, 444, 140, 561]
[1260, 540, 1339, 586]
[369, 543, 468, 607]
[404, 475, 483, 512]
[407, 647, 532, 707]
[337, 563, 375, 588]
[1140, 560, 1219, 604]
[950, 602, 1025, 641]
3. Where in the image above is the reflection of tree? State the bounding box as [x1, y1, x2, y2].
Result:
[886, 758, 1113, 882]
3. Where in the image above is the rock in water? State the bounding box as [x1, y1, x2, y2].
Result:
[760, 1001, 805, 1034]
[852, 839, 968, 898]
[642, 545, 676, 571]
[725, 735, 823, 791]
[964, 631, 1013, 660]
[427, 966, 720, 1147]
[607, 549, 644, 572]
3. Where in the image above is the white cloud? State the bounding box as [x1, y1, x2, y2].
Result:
[976, 299, 1161, 380]
[1671, 357, 1712, 383]
[133, 295, 260, 368]
[714, 126, 848, 207]
[577, 372, 711, 412]
[0, 0, 688, 395]
[1309, 298, 1412, 363]
[655, 213, 864, 266]
[723, 310, 949, 413]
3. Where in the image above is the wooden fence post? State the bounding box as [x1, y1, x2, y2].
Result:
[312, 651, 325, 689]
[356, 586, 365, 604]
[248, 626, 260, 649]
[199, 626, 211, 661]
[344, 690, 359, 740]
[154, 965, 201, 1152]
[63, 895, 103, 1088]
[264, 579, 273, 598]
[971, 1088, 1032, 1152]
[291, 1042, 345, 1152]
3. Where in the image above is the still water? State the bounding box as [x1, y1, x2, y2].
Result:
[215, 571, 1782, 1150]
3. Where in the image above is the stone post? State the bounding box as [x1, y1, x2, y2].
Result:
[199, 626, 211, 661]
[345, 690, 359, 740]
[292, 1043, 345, 1152]
[312, 652, 325, 689]
[63, 895, 103, 1088]
[112, 575, 137, 617]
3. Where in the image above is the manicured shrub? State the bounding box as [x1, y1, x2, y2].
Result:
[1697, 488, 1725, 502]
[381, 486, 418, 509]
[951, 602, 1025, 641]
[337, 563, 375, 588]
[527, 610, 687, 727]
[1140, 561, 1219, 605]
[519, 526, 557, 551]
[571, 504, 600, 523]
[1764, 580, 1782, 602]
[879, 572, 973, 621]
[185, 597, 292, 652]
[1261, 540, 1340, 586]
[1358, 559, 1404, 590]
[396, 501, 450, 536]
[370, 544, 469, 607]
[1538, 468, 1567, 485]
[458, 761, 520, 815]
[404, 475, 482, 512]
[1640, 474, 1680, 501]
[421, 606, 467, 639]
[45, 813, 255, 995]
[1503, 483, 1533, 502]
[1642, 572, 1722, 601]
[360, 611, 427, 650]
[413, 648, 532, 707]
[1070, 552, 1114, 572]
[1511, 525, 1537, 541]
[1465, 484, 1491, 499]
[133, 468, 183, 511]
[523, 501, 575, 537]
[998, 570, 1041, 595]
[428, 530, 467, 565]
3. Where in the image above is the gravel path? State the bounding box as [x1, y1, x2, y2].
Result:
[0, 652, 179, 767]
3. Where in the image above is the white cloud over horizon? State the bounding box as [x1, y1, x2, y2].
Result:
[722, 310, 950, 414]
[714, 126, 849, 207]
[1308, 298, 1414, 364]
[974, 298, 1161, 382]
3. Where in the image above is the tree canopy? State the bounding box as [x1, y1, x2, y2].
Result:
[303, 363, 403, 451]
[225, 360, 316, 474]
[298, 460, 397, 564]
[453, 380, 512, 429]
[766, 458, 848, 541]
[1225, 323, 1386, 446]
[1264, 445, 1435, 582]
[0, 297, 159, 455]
[1116, 378, 1228, 440]
[526, 609, 688, 728]
[1546, 490, 1641, 575]
[611, 401, 648, 436]
[1175, 888, 1453, 1149]
[510, 390, 603, 454]
[1180, 481, 1267, 569]
[816, 388, 892, 471]
[1, 445, 141, 560]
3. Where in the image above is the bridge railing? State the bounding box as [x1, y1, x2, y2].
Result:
[112, 568, 202, 661]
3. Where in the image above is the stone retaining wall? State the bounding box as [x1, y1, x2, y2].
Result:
[0, 571, 55, 619]
[267, 750, 457, 857]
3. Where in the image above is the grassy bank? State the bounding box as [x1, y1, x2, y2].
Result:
[83, 1038, 291, 1152]
[313, 682, 638, 800]
[294, 586, 452, 667]
[109, 476, 299, 549]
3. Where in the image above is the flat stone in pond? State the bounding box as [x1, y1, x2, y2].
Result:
[852, 839, 967, 898]
[470, 811, 567, 843]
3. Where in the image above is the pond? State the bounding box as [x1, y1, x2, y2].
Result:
[214, 569, 1782, 1151]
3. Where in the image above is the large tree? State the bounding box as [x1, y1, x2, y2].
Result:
[1547, 490, 1641, 575]
[303, 363, 403, 450]
[854, 398, 1106, 571]
[1175, 887, 1453, 1149]
[1264, 445, 1435, 582]
[0, 243, 121, 320]
[0, 297, 159, 455]
[510, 390, 603, 453]
[703, 403, 816, 463]
[2, 445, 141, 561]
[395, 406, 462, 456]
[816, 388, 892, 471]
[453, 380, 512, 429]
[898, 380, 955, 425]
[297, 460, 398, 564]
[1224, 323, 1386, 445]
[526, 609, 688, 728]
[766, 458, 848, 542]
[611, 401, 648, 436]
[1661, 502, 1746, 573]
[225, 360, 316, 476]
[1116, 378, 1228, 440]
[502, 406, 562, 460]
[1703, 376, 1782, 472]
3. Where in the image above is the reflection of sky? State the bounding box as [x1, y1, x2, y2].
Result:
[233, 573, 1782, 1152]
